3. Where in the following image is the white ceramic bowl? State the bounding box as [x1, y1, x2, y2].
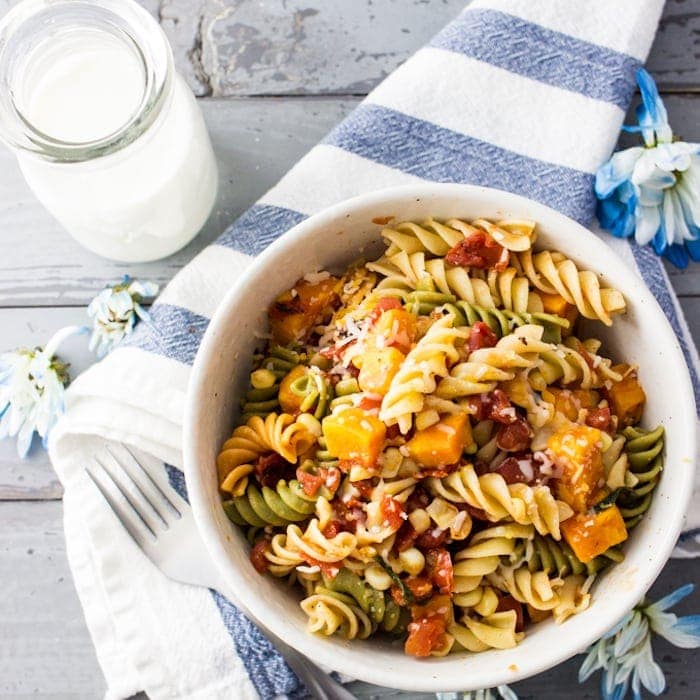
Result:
[184, 184, 696, 692]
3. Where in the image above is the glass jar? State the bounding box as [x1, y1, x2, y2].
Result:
[0, 0, 218, 262]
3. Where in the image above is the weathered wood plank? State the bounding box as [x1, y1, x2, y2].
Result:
[0, 94, 698, 309]
[2, 0, 699, 97]
[0, 500, 106, 698]
[2, 499, 698, 698]
[172, 0, 700, 97]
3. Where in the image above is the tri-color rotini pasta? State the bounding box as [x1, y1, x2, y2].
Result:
[217, 216, 663, 658]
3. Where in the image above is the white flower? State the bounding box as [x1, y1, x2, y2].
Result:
[579, 584, 700, 699]
[88, 275, 159, 357]
[595, 68, 700, 268]
[0, 325, 87, 457]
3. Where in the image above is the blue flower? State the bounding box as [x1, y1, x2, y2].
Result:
[87, 275, 159, 357]
[595, 68, 700, 268]
[0, 325, 88, 457]
[579, 584, 700, 699]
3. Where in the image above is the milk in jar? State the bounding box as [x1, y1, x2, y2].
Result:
[0, 0, 218, 262]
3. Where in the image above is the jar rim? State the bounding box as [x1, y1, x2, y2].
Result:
[0, 0, 173, 163]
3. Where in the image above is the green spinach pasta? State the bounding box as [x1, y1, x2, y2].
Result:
[217, 216, 663, 657]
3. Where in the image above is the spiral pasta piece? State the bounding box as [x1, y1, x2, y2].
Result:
[427, 464, 571, 538]
[368, 251, 539, 313]
[515, 249, 626, 325]
[453, 524, 534, 602]
[437, 324, 552, 398]
[222, 478, 318, 527]
[618, 425, 664, 528]
[241, 345, 303, 420]
[217, 412, 320, 491]
[301, 588, 373, 639]
[264, 533, 305, 576]
[524, 534, 621, 579]
[533, 337, 622, 391]
[434, 300, 570, 344]
[487, 565, 563, 611]
[380, 314, 466, 432]
[449, 610, 523, 652]
[322, 567, 405, 632]
[286, 518, 358, 563]
[381, 217, 536, 257]
[551, 574, 593, 623]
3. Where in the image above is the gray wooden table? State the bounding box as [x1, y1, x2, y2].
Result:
[0, 1, 698, 698]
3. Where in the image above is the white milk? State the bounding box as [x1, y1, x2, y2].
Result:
[9, 17, 218, 262]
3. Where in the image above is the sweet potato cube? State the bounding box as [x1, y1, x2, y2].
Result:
[269, 276, 340, 344]
[544, 388, 600, 422]
[561, 506, 628, 563]
[322, 407, 386, 467]
[547, 425, 606, 512]
[278, 365, 308, 413]
[358, 347, 405, 395]
[373, 308, 417, 353]
[408, 413, 471, 467]
[608, 364, 646, 427]
[540, 292, 572, 318]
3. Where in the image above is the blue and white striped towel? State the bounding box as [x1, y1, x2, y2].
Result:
[49, 1, 700, 698]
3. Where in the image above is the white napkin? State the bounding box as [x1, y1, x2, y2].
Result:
[49, 1, 700, 698]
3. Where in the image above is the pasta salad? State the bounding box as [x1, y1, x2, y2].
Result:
[217, 217, 664, 658]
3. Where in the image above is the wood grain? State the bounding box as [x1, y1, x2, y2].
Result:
[2, 499, 698, 698]
[0, 501, 106, 699]
[166, 0, 700, 97]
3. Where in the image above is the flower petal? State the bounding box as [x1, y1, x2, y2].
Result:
[652, 614, 700, 649]
[647, 584, 695, 613]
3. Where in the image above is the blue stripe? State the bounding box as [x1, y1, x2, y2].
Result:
[161, 465, 303, 697]
[217, 203, 307, 254]
[122, 303, 209, 366]
[325, 103, 595, 224]
[431, 9, 639, 110]
[211, 591, 304, 699]
[629, 241, 700, 414]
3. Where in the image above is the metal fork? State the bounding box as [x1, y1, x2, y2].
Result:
[86, 444, 356, 700]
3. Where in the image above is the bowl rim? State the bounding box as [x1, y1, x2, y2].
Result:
[183, 182, 696, 692]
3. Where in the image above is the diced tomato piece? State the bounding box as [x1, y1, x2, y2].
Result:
[496, 417, 532, 451]
[469, 322, 499, 352]
[405, 594, 452, 657]
[469, 389, 518, 424]
[494, 454, 536, 484]
[322, 519, 347, 539]
[416, 528, 448, 550]
[585, 406, 612, 432]
[296, 468, 324, 497]
[405, 576, 434, 600]
[425, 549, 454, 594]
[250, 539, 271, 574]
[496, 595, 525, 632]
[445, 231, 509, 271]
[255, 453, 294, 488]
[406, 486, 431, 512]
[380, 495, 405, 532]
[405, 617, 446, 657]
[394, 521, 420, 552]
[302, 555, 340, 580]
